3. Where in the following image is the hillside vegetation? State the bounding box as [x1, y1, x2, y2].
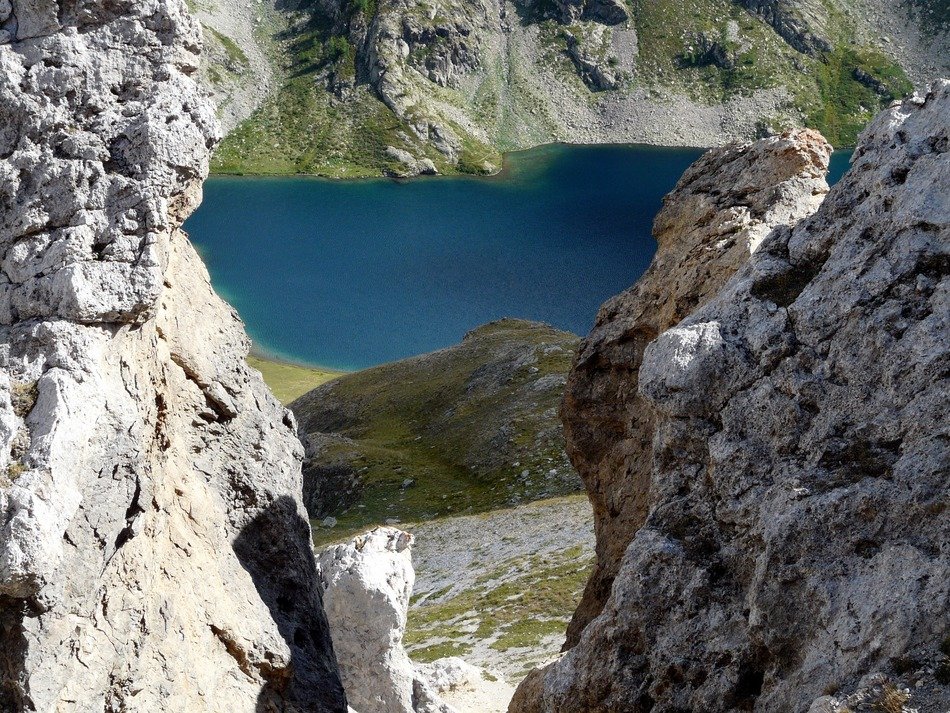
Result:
[246, 355, 344, 404]
[289, 320, 583, 542]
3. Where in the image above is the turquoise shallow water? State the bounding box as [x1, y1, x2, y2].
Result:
[185, 144, 853, 371]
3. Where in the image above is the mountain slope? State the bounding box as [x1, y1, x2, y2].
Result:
[200, 0, 947, 176]
[290, 320, 582, 539]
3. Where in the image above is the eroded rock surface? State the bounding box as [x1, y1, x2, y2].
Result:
[512, 83, 949, 713]
[318, 528, 419, 713]
[0, 1, 344, 710]
[561, 128, 832, 645]
[734, 0, 832, 54]
[318, 527, 476, 713]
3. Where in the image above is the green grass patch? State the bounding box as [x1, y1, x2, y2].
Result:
[804, 46, 913, 146]
[410, 641, 475, 662]
[294, 320, 581, 538]
[247, 355, 345, 405]
[489, 618, 566, 651]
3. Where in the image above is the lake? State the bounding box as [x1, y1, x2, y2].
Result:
[186, 144, 853, 371]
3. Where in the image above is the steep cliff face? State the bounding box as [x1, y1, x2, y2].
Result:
[512, 82, 949, 713]
[0, 1, 344, 710]
[560, 128, 833, 647]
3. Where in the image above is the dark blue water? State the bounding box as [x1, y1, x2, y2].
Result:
[186, 144, 853, 371]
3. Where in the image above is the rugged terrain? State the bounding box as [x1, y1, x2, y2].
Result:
[405, 495, 594, 687]
[198, 0, 948, 176]
[511, 82, 949, 713]
[560, 127, 833, 645]
[291, 319, 582, 539]
[318, 522, 557, 713]
[0, 1, 344, 709]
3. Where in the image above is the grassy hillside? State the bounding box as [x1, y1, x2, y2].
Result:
[290, 319, 583, 542]
[247, 355, 345, 404]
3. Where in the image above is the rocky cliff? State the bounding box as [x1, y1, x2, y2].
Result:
[511, 82, 949, 713]
[560, 127, 833, 647]
[206, 0, 947, 176]
[0, 1, 344, 710]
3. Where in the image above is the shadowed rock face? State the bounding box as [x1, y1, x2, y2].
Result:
[513, 84, 949, 712]
[0, 1, 344, 710]
[560, 129, 833, 647]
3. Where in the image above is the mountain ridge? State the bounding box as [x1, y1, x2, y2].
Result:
[197, 0, 948, 176]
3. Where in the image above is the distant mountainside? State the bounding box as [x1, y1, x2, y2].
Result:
[289, 320, 582, 539]
[194, 0, 948, 176]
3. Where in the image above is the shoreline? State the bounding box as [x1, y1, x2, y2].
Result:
[248, 345, 350, 374]
[247, 351, 349, 404]
[208, 138, 857, 182]
[208, 139, 712, 182]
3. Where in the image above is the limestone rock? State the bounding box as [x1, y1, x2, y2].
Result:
[317, 527, 467, 713]
[415, 658, 485, 693]
[681, 31, 738, 70]
[318, 528, 418, 713]
[560, 128, 832, 646]
[415, 658, 514, 713]
[0, 1, 345, 710]
[385, 146, 439, 177]
[553, 0, 628, 25]
[565, 27, 620, 91]
[511, 83, 949, 713]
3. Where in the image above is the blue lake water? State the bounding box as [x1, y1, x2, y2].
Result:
[186, 144, 853, 371]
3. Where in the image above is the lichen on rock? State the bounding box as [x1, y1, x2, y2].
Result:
[559, 127, 833, 647]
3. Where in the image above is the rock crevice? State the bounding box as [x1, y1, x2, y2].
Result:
[560, 128, 833, 647]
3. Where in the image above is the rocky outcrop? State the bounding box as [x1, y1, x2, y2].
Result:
[385, 146, 439, 177]
[0, 1, 344, 710]
[734, 0, 832, 54]
[318, 527, 497, 713]
[560, 128, 832, 646]
[512, 83, 949, 713]
[680, 30, 738, 71]
[551, 0, 629, 26]
[318, 528, 421, 713]
[564, 27, 621, 91]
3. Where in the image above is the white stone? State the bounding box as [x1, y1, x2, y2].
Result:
[319, 528, 507, 713]
[0, 1, 345, 709]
